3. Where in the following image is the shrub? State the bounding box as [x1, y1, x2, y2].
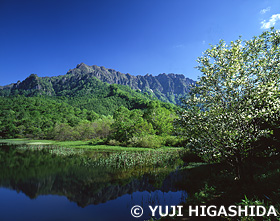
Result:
[127, 135, 163, 148]
[107, 139, 121, 146]
[163, 135, 188, 147]
[89, 138, 105, 145]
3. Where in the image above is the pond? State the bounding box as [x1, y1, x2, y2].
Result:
[0, 143, 189, 220]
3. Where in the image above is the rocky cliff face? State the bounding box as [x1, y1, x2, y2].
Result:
[1, 63, 195, 104]
[68, 63, 194, 97]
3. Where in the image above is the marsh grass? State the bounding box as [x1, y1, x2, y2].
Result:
[83, 150, 184, 168]
[9, 143, 186, 169]
[16, 145, 85, 156]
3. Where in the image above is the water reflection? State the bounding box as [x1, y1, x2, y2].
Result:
[0, 144, 188, 220]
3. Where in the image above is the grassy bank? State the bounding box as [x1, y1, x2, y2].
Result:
[0, 138, 191, 169]
[0, 138, 183, 152]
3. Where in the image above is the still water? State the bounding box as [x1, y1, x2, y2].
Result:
[0, 144, 188, 221]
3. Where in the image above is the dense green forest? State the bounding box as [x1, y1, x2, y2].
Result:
[0, 79, 182, 148]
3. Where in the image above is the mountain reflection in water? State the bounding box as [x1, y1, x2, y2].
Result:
[0, 144, 188, 220]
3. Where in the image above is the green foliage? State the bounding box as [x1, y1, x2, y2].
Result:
[4, 75, 156, 116]
[110, 102, 178, 147]
[81, 149, 184, 168]
[0, 96, 97, 139]
[144, 101, 176, 135]
[177, 29, 280, 180]
[0, 62, 183, 142]
[107, 139, 121, 146]
[2, 143, 184, 169]
[127, 135, 164, 148]
[58, 81, 153, 116]
[112, 106, 154, 142]
[163, 135, 187, 147]
[51, 116, 114, 141]
[188, 183, 217, 204]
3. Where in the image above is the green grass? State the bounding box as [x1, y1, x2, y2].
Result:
[0, 138, 183, 152]
[1, 139, 186, 169]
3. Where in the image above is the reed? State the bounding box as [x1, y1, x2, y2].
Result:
[14, 144, 185, 168]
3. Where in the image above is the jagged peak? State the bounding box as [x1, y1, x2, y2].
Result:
[91, 65, 100, 69]
[73, 63, 191, 81]
[145, 73, 152, 77]
[27, 73, 39, 79]
[158, 73, 168, 77]
[76, 63, 88, 68]
[0, 62, 195, 104]
[100, 66, 107, 71]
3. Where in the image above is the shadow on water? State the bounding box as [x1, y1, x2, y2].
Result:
[0, 143, 197, 220]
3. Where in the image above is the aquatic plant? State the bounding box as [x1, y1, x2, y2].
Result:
[13, 144, 185, 169]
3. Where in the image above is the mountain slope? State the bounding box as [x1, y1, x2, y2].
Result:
[0, 64, 190, 139]
[0, 63, 195, 104]
[66, 63, 195, 104]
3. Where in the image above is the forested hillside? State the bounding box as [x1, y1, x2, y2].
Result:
[0, 96, 97, 138]
[0, 95, 182, 148]
[0, 65, 184, 147]
[0, 63, 192, 146]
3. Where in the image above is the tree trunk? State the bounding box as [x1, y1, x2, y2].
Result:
[234, 154, 244, 182]
[234, 154, 254, 184]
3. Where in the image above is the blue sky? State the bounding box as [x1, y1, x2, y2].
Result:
[0, 0, 280, 86]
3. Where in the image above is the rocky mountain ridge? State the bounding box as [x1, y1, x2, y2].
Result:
[0, 63, 195, 104]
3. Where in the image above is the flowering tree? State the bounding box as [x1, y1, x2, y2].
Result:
[177, 28, 280, 180]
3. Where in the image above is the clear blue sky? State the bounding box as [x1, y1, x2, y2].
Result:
[1, 0, 280, 86]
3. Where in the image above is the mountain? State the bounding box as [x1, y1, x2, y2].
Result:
[68, 63, 195, 104]
[0, 64, 192, 139]
[0, 63, 195, 104]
